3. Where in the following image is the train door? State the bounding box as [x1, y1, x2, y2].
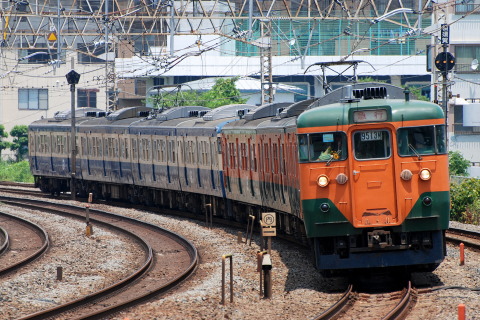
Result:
[349, 127, 398, 227]
[29, 132, 38, 171]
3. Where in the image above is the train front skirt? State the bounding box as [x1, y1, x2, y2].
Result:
[314, 230, 445, 272]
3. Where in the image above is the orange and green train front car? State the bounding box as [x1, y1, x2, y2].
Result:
[297, 95, 450, 273]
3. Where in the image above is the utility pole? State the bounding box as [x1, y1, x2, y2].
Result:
[65, 59, 80, 201]
[56, 0, 61, 69]
[260, 20, 273, 105]
[104, 0, 117, 111]
[435, 24, 455, 148]
[105, 0, 109, 110]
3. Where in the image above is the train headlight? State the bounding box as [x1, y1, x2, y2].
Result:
[320, 203, 330, 213]
[400, 169, 413, 181]
[422, 196, 432, 206]
[317, 175, 330, 187]
[336, 173, 348, 185]
[419, 168, 432, 181]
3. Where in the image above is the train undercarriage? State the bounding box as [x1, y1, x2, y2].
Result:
[34, 175, 309, 246]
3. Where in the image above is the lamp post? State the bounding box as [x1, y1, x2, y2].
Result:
[65, 69, 80, 200]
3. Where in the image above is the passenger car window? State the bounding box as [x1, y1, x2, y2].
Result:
[353, 130, 391, 160]
[298, 132, 347, 162]
[397, 125, 446, 156]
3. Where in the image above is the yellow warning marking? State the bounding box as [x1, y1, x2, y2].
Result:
[48, 32, 57, 42]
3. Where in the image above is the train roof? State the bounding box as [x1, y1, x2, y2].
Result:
[297, 98, 445, 129]
[156, 106, 211, 121]
[175, 116, 241, 136]
[278, 98, 319, 119]
[78, 117, 141, 133]
[202, 104, 256, 121]
[129, 117, 196, 135]
[243, 102, 292, 121]
[222, 117, 270, 133]
[29, 108, 106, 131]
[307, 82, 409, 109]
[256, 116, 297, 132]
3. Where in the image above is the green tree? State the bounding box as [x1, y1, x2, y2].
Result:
[147, 77, 246, 109]
[149, 89, 202, 109]
[405, 86, 429, 101]
[10, 125, 28, 161]
[201, 77, 247, 109]
[450, 178, 480, 223]
[0, 124, 11, 158]
[449, 150, 470, 176]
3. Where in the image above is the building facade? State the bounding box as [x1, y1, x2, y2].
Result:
[0, 0, 479, 161]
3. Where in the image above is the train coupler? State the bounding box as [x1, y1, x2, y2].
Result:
[367, 230, 392, 248]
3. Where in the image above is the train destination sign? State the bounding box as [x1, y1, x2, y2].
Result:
[353, 109, 387, 123]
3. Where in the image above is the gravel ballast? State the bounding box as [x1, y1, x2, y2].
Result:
[0, 192, 479, 319]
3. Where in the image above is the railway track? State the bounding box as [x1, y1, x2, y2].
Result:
[0, 195, 198, 319]
[0, 185, 50, 198]
[313, 281, 417, 320]
[446, 227, 480, 249]
[0, 212, 49, 276]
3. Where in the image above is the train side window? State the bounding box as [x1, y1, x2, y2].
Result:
[158, 140, 164, 162]
[299, 132, 347, 162]
[88, 137, 92, 156]
[81, 137, 86, 156]
[272, 143, 278, 174]
[124, 138, 129, 159]
[264, 142, 270, 172]
[353, 130, 391, 160]
[240, 142, 247, 170]
[435, 125, 447, 154]
[131, 138, 137, 161]
[397, 126, 444, 156]
[253, 144, 258, 172]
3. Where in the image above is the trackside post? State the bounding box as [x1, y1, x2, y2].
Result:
[85, 193, 93, 236]
[246, 215, 255, 245]
[221, 254, 233, 305]
[458, 303, 465, 320]
[205, 203, 213, 228]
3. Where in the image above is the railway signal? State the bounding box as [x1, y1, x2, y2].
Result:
[435, 51, 455, 72]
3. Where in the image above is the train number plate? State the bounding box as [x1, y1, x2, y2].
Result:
[360, 131, 383, 141]
[353, 109, 387, 122]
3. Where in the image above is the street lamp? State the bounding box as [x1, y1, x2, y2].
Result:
[65, 69, 80, 200]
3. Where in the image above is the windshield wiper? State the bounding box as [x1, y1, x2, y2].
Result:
[408, 144, 422, 160]
[326, 150, 341, 166]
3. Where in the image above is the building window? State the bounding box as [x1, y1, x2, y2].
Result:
[455, 0, 479, 14]
[18, 89, 48, 110]
[77, 43, 104, 64]
[78, 89, 98, 108]
[135, 79, 146, 96]
[455, 45, 480, 73]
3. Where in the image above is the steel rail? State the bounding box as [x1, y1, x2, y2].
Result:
[446, 227, 480, 250]
[312, 284, 355, 320]
[0, 196, 197, 320]
[0, 212, 49, 276]
[0, 225, 9, 255]
[382, 281, 417, 320]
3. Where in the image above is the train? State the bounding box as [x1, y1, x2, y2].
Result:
[28, 82, 450, 274]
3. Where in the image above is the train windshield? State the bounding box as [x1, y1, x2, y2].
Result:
[353, 130, 391, 160]
[298, 132, 347, 162]
[397, 125, 447, 156]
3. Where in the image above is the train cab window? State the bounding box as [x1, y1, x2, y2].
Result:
[298, 132, 347, 162]
[353, 130, 391, 160]
[397, 125, 447, 156]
